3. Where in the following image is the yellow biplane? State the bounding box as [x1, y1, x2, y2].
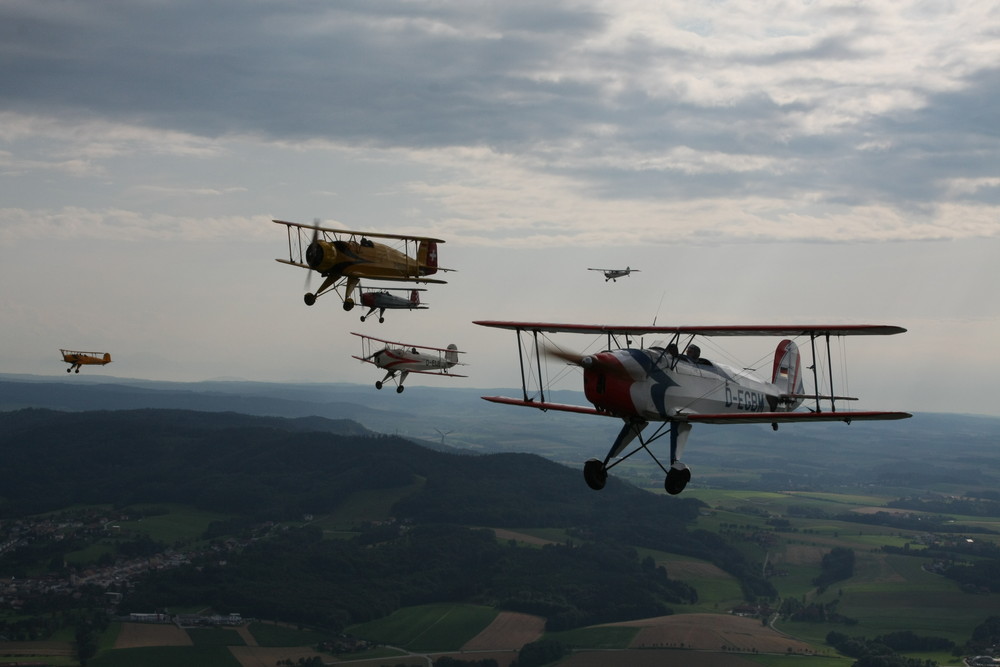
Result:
[274, 219, 451, 311]
[60, 349, 112, 373]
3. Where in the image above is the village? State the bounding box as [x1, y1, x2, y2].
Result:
[0, 507, 266, 616]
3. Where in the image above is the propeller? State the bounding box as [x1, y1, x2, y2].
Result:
[544, 345, 594, 368]
[302, 220, 321, 302]
[543, 344, 632, 378]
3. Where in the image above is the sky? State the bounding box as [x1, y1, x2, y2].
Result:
[1, 1, 999, 416]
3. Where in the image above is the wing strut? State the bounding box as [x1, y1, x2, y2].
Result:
[806, 332, 850, 413]
[533, 330, 546, 404]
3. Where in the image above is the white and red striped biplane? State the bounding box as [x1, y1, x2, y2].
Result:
[352, 332, 465, 393]
[474, 321, 911, 495]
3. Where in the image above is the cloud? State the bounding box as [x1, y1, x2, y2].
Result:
[0, 0, 998, 246]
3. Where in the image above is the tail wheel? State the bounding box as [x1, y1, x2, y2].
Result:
[583, 458, 608, 491]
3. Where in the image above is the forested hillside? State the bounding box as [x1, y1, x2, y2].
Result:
[0, 407, 720, 635]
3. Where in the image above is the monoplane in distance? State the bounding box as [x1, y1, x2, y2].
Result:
[589, 267, 640, 282]
[358, 287, 428, 323]
[60, 349, 112, 373]
[474, 321, 911, 495]
[352, 332, 465, 393]
[273, 219, 451, 311]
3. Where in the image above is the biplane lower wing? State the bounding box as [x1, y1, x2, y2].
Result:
[275, 258, 448, 284]
[482, 397, 910, 422]
[353, 355, 467, 377]
[680, 410, 912, 424]
[482, 396, 604, 415]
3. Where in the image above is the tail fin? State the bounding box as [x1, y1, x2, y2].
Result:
[410, 289, 421, 305]
[445, 343, 459, 365]
[772, 339, 803, 408]
[418, 240, 439, 276]
[102, 353, 112, 364]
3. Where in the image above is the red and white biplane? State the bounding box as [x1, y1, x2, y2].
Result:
[352, 332, 465, 393]
[474, 321, 911, 495]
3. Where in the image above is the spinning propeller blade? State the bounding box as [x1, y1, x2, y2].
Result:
[304, 220, 320, 292]
[543, 345, 630, 378]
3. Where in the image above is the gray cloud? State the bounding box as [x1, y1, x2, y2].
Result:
[1, 0, 998, 232]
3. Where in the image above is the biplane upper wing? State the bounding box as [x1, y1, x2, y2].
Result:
[273, 219, 445, 243]
[473, 321, 906, 336]
[351, 332, 465, 355]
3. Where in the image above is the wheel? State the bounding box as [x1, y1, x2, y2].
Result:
[375, 381, 383, 390]
[583, 458, 608, 491]
[378, 316, 385, 323]
[66, 368, 71, 373]
[75, 369, 80, 374]
[303, 293, 316, 306]
[665, 463, 691, 495]
[396, 385, 405, 393]
[360, 315, 366, 322]
[343, 299, 355, 311]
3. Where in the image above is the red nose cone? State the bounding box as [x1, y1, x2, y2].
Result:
[582, 353, 636, 416]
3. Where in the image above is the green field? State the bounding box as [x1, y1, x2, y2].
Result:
[347, 603, 498, 652]
[247, 621, 330, 647]
[88, 645, 241, 667]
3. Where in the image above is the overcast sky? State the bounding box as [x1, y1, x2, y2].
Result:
[1, 1, 999, 416]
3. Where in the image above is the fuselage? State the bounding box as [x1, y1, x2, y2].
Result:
[372, 346, 458, 373]
[308, 239, 437, 280]
[581, 347, 797, 420]
[61, 352, 111, 366]
[361, 291, 419, 310]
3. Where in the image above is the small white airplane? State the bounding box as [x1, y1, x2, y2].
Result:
[359, 287, 428, 323]
[589, 267, 640, 282]
[474, 321, 911, 495]
[352, 332, 465, 393]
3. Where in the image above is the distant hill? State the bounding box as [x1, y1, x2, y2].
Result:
[4, 373, 1000, 496]
[0, 407, 695, 527]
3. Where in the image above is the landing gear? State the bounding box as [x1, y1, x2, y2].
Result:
[376, 370, 408, 394]
[343, 298, 355, 311]
[583, 458, 608, 490]
[583, 420, 695, 495]
[304, 293, 317, 306]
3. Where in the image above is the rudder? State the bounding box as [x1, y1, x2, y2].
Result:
[772, 339, 803, 402]
[418, 240, 438, 276]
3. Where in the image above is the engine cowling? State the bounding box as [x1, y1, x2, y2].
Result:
[305, 240, 338, 272]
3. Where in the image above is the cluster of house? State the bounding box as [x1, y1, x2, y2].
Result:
[127, 612, 245, 627]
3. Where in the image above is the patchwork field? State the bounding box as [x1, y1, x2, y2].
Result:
[606, 613, 818, 655]
[113, 622, 192, 648]
[461, 611, 546, 651]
